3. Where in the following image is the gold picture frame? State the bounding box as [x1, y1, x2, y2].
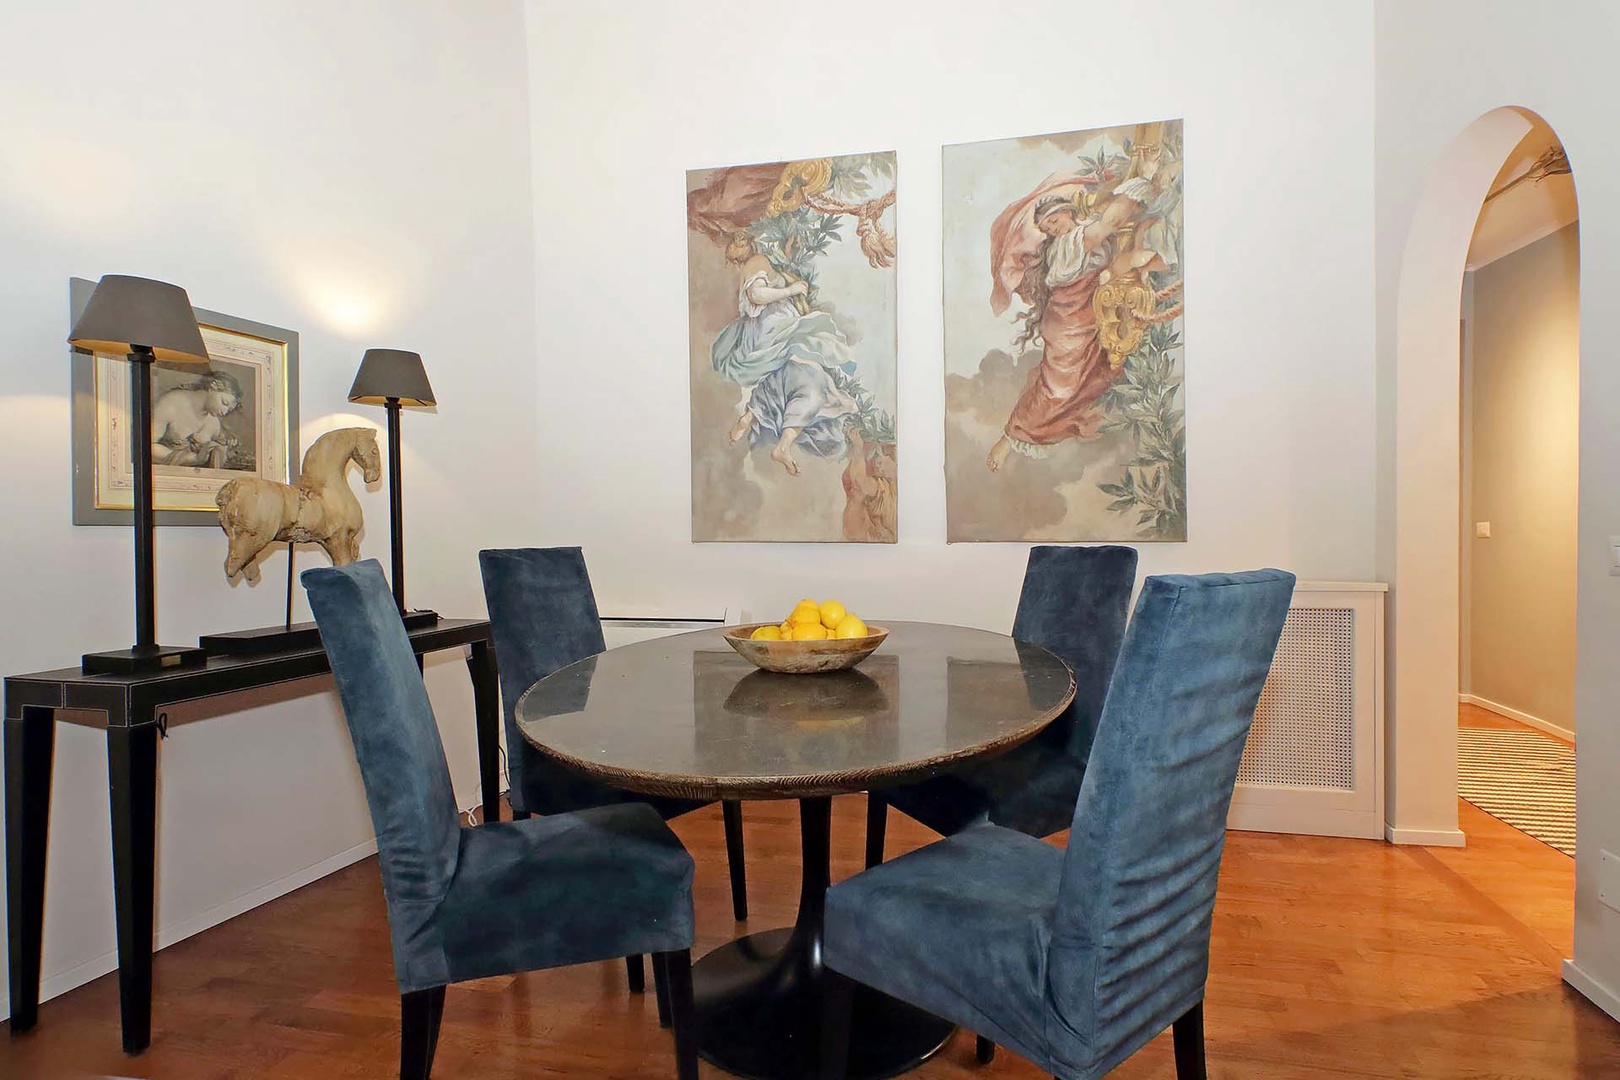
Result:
[70, 278, 300, 526]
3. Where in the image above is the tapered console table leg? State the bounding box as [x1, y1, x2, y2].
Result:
[107, 724, 158, 1054]
[4, 705, 55, 1035]
[466, 641, 501, 823]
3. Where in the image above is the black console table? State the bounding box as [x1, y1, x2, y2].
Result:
[3, 618, 500, 1054]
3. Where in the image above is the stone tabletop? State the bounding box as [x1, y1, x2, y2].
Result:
[515, 620, 1076, 800]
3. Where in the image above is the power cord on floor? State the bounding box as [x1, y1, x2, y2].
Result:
[458, 743, 509, 826]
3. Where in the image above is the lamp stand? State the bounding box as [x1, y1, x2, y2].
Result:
[82, 349, 207, 675]
[384, 397, 438, 626]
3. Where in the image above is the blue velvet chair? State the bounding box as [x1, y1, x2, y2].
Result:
[864, 545, 1138, 868]
[479, 547, 749, 995]
[822, 570, 1296, 1080]
[304, 559, 699, 1080]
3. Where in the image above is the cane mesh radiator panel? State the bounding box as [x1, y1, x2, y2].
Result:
[1239, 606, 1357, 790]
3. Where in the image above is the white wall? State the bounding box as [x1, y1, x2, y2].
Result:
[524, 0, 1378, 631]
[1375, 0, 1620, 1017]
[0, 0, 538, 1017]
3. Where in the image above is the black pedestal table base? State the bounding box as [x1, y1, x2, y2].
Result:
[692, 797, 953, 1079]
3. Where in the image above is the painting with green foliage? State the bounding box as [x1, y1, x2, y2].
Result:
[687, 152, 897, 542]
[943, 120, 1186, 542]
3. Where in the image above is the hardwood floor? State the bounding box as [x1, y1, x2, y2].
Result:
[2, 793, 1615, 1078]
[1452, 699, 1576, 954]
[1458, 700, 1574, 744]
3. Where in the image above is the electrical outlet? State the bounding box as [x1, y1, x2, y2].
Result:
[1602, 851, 1620, 911]
[1610, 536, 1620, 577]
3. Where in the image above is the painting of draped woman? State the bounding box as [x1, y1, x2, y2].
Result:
[687, 152, 897, 542]
[943, 120, 1186, 542]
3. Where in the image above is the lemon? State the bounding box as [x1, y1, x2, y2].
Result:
[789, 607, 822, 626]
[779, 621, 794, 636]
[793, 598, 819, 615]
[791, 622, 830, 641]
[818, 599, 847, 629]
[834, 615, 869, 639]
[750, 625, 782, 641]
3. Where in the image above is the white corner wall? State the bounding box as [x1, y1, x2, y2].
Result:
[1375, 0, 1620, 1018]
[0, 1, 539, 1018]
[523, 0, 1378, 627]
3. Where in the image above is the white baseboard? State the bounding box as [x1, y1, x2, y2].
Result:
[1228, 804, 1384, 841]
[0, 837, 377, 1023]
[1563, 959, 1620, 1023]
[1385, 823, 1468, 847]
[1459, 693, 1575, 743]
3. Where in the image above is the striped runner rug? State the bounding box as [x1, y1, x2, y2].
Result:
[1458, 727, 1574, 856]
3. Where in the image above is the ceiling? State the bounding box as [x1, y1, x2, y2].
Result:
[1466, 116, 1578, 269]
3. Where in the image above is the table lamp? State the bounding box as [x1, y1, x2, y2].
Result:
[347, 348, 438, 625]
[69, 275, 212, 674]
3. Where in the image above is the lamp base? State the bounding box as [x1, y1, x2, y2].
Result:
[199, 609, 440, 657]
[82, 643, 209, 676]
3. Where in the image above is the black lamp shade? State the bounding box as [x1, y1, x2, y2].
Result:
[68, 275, 210, 363]
[348, 349, 435, 406]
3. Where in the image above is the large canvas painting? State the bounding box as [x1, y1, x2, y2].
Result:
[944, 120, 1185, 542]
[687, 153, 897, 542]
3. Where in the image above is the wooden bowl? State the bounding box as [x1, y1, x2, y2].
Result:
[721, 624, 889, 674]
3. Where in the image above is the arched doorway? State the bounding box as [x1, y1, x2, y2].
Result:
[1389, 106, 1579, 847]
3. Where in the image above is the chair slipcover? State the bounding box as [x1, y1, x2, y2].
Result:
[305, 559, 694, 994]
[882, 544, 1138, 838]
[479, 547, 709, 820]
[826, 570, 1295, 1077]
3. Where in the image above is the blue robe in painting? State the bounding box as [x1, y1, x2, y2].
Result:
[711, 266, 857, 457]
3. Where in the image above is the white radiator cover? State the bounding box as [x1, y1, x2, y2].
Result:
[1228, 581, 1387, 840]
[599, 606, 741, 649]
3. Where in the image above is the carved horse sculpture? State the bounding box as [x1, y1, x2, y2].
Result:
[216, 427, 382, 583]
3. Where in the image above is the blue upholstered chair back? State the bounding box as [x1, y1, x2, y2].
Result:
[1047, 570, 1294, 1073]
[303, 560, 462, 978]
[478, 547, 607, 815]
[1012, 545, 1138, 760]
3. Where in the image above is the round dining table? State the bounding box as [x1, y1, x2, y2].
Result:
[515, 620, 1075, 1080]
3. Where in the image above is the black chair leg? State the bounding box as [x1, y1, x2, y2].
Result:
[400, 985, 446, 1080]
[1172, 1001, 1206, 1080]
[658, 950, 699, 1080]
[820, 968, 855, 1079]
[864, 793, 887, 869]
[976, 1035, 996, 1063]
[722, 799, 749, 920]
[626, 954, 646, 994]
[652, 951, 672, 1029]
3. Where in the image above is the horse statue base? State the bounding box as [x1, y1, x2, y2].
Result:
[198, 607, 439, 656]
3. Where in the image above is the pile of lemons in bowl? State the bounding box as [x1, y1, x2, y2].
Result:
[751, 599, 869, 642]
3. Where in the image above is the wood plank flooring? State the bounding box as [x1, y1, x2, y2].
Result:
[1451, 700, 1577, 953]
[1459, 701, 1574, 744]
[2, 791, 1614, 1078]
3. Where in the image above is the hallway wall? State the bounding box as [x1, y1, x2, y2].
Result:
[1463, 224, 1580, 737]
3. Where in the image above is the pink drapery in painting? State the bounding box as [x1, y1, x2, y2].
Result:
[687, 164, 787, 242]
[689, 161, 897, 269]
[987, 166, 1120, 315]
[987, 166, 1124, 447]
